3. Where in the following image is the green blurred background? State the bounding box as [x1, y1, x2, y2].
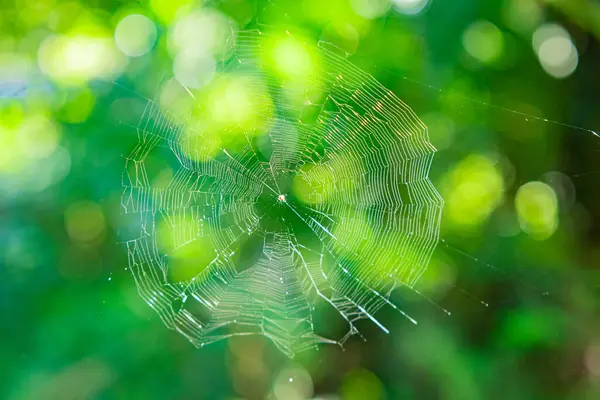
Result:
[2, 0, 600, 398]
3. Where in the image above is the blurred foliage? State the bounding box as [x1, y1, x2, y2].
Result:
[1, 0, 600, 399]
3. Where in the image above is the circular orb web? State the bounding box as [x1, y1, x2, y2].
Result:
[121, 29, 443, 358]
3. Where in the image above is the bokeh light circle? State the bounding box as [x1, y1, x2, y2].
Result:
[532, 24, 579, 79]
[114, 14, 158, 57]
[393, 0, 430, 15]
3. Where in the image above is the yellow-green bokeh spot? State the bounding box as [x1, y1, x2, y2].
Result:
[64, 201, 106, 244]
[515, 181, 559, 240]
[156, 215, 217, 282]
[293, 155, 362, 205]
[416, 251, 457, 298]
[0, 104, 26, 173]
[261, 33, 324, 108]
[178, 129, 222, 162]
[500, 306, 564, 348]
[0, 107, 61, 174]
[264, 34, 320, 82]
[166, 73, 275, 162]
[441, 154, 505, 230]
[150, 0, 196, 25]
[205, 75, 273, 134]
[151, 167, 174, 190]
[462, 20, 505, 65]
[366, 246, 405, 285]
[332, 211, 374, 257]
[366, 238, 424, 286]
[292, 164, 332, 205]
[340, 369, 385, 400]
[330, 210, 395, 284]
[58, 86, 96, 124]
[330, 210, 422, 285]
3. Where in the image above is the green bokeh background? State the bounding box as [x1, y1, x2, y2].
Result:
[2, 0, 600, 399]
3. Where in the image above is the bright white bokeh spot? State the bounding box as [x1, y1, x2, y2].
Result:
[38, 34, 126, 84]
[114, 14, 157, 57]
[539, 37, 573, 68]
[169, 9, 235, 58]
[393, 0, 430, 15]
[532, 24, 578, 79]
[350, 0, 391, 19]
[173, 51, 216, 89]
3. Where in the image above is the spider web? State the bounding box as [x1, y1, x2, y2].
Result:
[120, 29, 443, 357]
